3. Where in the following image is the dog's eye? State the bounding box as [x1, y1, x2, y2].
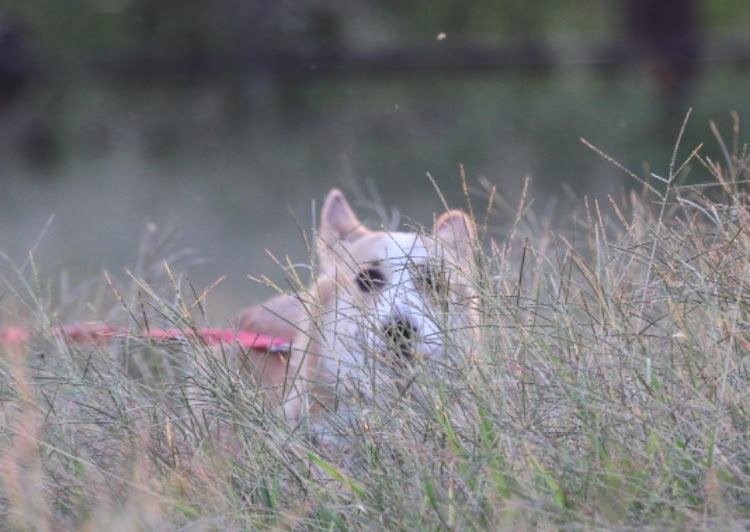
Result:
[422, 265, 437, 291]
[418, 264, 447, 294]
[356, 268, 386, 293]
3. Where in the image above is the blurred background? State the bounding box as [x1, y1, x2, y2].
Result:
[1, 1, 749, 322]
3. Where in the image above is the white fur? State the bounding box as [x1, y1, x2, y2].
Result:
[282, 190, 478, 421]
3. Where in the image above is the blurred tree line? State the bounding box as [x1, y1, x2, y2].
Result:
[5, 0, 610, 56]
[4, 0, 745, 56]
[4, 0, 749, 87]
[2, 0, 749, 170]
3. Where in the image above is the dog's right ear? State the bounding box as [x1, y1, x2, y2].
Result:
[319, 189, 368, 246]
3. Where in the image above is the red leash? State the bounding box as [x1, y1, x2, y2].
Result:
[0, 324, 291, 353]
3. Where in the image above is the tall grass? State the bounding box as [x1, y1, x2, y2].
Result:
[2, 122, 750, 530]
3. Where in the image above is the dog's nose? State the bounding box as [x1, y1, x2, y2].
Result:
[382, 315, 417, 362]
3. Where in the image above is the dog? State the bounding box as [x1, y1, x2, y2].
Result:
[239, 189, 478, 423]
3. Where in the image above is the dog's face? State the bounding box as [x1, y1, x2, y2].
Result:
[305, 189, 477, 396]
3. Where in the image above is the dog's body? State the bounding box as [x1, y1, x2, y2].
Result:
[240, 189, 478, 422]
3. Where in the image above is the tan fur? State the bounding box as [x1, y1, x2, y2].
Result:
[236, 189, 478, 422]
[237, 292, 305, 341]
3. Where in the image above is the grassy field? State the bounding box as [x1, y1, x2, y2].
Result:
[2, 120, 750, 530]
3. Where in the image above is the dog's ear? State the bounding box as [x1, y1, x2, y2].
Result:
[319, 189, 368, 244]
[435, 210, 474, 242]
[318, 189, 369, 273]
[434, 210, 475, 258]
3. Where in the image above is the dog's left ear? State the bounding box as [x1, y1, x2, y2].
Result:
[434, 210, 475, 258]
[435, 210, 474, 241]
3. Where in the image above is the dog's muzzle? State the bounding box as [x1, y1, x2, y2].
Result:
[382, 315, 417, 363]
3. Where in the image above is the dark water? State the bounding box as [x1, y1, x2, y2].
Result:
[1, 69, 748, 321]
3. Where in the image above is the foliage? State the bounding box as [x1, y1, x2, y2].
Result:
[2, 120, 750, 529]
[5, 0, 750, 55]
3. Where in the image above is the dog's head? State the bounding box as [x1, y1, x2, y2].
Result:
[305, 189, 477, 393]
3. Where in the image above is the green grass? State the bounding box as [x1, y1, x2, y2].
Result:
[3, 121, 750, 530]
